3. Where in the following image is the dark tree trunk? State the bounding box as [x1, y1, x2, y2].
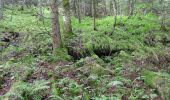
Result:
[92, 0, 97, 31]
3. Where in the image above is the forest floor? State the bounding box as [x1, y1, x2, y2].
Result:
[0, 8, 170, 100]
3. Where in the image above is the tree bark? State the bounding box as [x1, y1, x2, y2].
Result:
[50, 0, 62, 53]
[0, 0, 3, 20]
[62, 0, 73, 35]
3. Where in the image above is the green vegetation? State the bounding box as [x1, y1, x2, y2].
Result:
[0, 3, 170, 100]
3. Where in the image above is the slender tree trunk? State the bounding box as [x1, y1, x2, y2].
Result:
[92, 0, 97, 31]
[50, 0, 62, 53]
[77, 0, 81, 23]
[62, 0, 73, 35]
[127, 0, 131, 15]
[112, 0, 117, 33]
[128, 0, 136, 18]
[82, 1, 85, 16]
[0, 0, 3, 20]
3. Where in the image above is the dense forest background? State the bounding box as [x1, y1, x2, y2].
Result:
[0, 0, 170, 100]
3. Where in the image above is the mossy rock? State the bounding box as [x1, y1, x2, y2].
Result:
[91, 54, 105, 66]
[142, 70, 170, 100]
[87, 74, 98, 86]
[77, 57, 114, 76]
[75, 54, 104, 67]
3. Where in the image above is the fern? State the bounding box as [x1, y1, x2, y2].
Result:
[30, 80, 50, 98]
[2, 80, 50, 100]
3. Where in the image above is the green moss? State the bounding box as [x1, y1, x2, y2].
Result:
[142, 70, 159, 87]
[40, 48, 71, 63]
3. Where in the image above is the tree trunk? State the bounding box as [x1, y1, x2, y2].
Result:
[112, 0, 117, 33]
[62, 0, 73, 35]
[127, 0, 131, 15]
[77, 0, 81, 23]
[128, 0, 136, 18]
[92, 0, 97, 31]
[50, 0, 62, 54]
[0, 0, 3, 20]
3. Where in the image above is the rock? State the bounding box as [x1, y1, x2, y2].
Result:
[142, 70, 170, 100]
[1, 37, 10, 42]
[107, 81, 123, 89]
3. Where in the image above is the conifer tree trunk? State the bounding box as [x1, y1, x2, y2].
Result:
[50, 0, 62, 53]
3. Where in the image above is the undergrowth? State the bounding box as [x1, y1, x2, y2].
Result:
[0, 7, 170, 100]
